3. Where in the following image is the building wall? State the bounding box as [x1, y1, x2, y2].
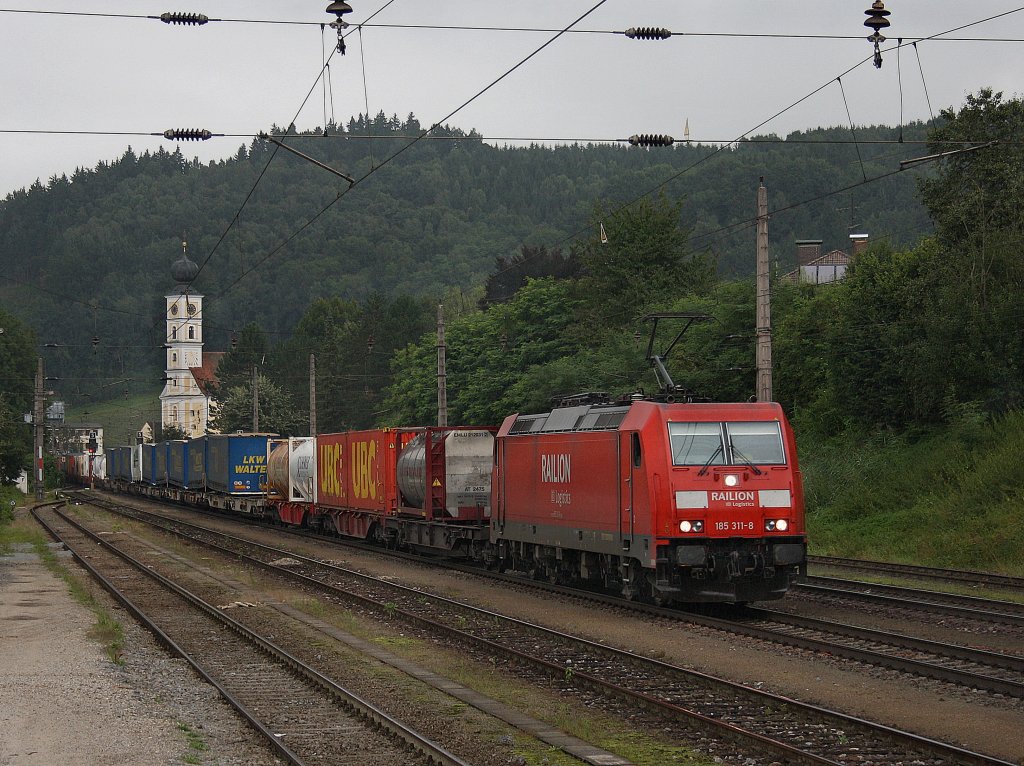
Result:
[161, 290, 211, 436]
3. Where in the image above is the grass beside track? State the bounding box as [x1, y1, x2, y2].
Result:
[1, 500, 126, 664]
[802, 410, 1024, 575]
[281, 593, 714, 766]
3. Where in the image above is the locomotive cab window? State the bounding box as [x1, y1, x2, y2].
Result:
[631, 432, 642, 467]
[669, 421, 786, 466]
[727, 422, 786, 465]
[669, 422, 725, 466]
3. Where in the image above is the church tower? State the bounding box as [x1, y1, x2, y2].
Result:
[160, 239, 211, 436]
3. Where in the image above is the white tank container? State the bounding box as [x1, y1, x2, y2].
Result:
[268, 438, 315, 502]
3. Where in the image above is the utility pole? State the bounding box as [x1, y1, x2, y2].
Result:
[252, 365, 259, 432]
[309, 353, 317, 436]
[33, 357, 45, 501]
[756, 178, 773, 402]
[437, 303, 447, 427]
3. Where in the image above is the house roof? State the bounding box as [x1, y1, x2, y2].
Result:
[813, 249, 852, 266]
[189, 351, 225, 397]
[781, 249, 852, 283]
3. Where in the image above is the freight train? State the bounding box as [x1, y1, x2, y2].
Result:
[61, 396, 806, 604]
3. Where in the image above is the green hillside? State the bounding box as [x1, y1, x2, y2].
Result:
[0, 115, 932, 407]
[64, 390, 161, 449]
[802, 412, 1024, 574]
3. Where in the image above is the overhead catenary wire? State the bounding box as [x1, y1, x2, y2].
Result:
[215, 17, 988, 308]
[4, 2, 1019, 354]
[4, 2, 616, 350]
[912, 42, 936, 122]
[186, 0, 400, 288]
[205, 0, 614, 301]
[8, 126, 1024, 147]
[480, 8, 1022, 288]
[835, 76, 867, 182]
[3, 7, 1024, 42]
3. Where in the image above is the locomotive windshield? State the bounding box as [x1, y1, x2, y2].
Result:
[669, 421, 785, 467]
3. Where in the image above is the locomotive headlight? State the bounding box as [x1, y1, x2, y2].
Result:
[679, 520, 704, 533]
[724, 474, 740, 487]
[680, 520, 692, 532]
[776, 519, 789, 532]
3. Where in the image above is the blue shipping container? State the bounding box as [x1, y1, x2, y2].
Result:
[206, 434, 270, 495]
[187, 436, 206, 489]
[142, 442, 170, 485]
[141, 444, 156, 484]
[117, 446, 132, 481]
[168, 441, 189, 488]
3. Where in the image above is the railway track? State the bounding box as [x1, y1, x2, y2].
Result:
[68, 493, 1017, 766]
[71, 492, 1024, 696]
[808, 555, 1024, 593]
[792, 576, 1024, 626]
[33, 502, 471, 766]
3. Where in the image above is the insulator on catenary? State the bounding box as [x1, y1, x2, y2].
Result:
[163, 129, 213, 141]
[625, 27, 671, 40]
[160, 12, 209, 25]
[629, 134, 675, 147]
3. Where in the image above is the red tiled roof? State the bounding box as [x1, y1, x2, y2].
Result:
[189, 352, 225, 397]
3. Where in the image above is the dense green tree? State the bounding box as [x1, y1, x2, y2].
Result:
[0, 310, 36, 483]
[212, 323, 269, 395]
[153, 424, 188, 442]
[480, 245, 580, 307]
[384, 278, 585, 425]
[575, 194, 716, 328]
[1, 115, 933, 417]
[919, 89, 1024, 249]
[209, 374, 303, 435]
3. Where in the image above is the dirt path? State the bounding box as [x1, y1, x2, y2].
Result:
[0, 546, 181, 765]
[0, 544, 277, 766]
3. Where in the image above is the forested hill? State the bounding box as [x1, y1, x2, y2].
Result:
[0, 113, 931, 396]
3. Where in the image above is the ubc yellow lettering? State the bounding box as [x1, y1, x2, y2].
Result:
[319, 443, 344, 498]
[349, 440, 378, 500]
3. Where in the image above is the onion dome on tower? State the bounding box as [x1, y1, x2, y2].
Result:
[171, 237, 199, 288]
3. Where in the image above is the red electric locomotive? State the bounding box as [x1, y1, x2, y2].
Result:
[491, 397, 806, 603]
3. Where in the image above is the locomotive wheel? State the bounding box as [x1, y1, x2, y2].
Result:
[621, 560, 642, 601]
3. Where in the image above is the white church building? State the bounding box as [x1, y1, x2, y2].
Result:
[160, 240, 223, 436]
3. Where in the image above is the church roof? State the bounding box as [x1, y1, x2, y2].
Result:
[189, 351, 225, 397]
[171, 238, 200, 286]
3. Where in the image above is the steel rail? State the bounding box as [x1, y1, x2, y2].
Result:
[73, 491, 1023, 695]
[794, 577, 1024, 626]
[33, 503, 473, 766]
[73, 493, 1016, 766]
[741, 607, 1024, 697]
[808, 555, 1024, 591]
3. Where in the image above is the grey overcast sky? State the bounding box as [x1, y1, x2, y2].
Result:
[1, 1, 1022, 197]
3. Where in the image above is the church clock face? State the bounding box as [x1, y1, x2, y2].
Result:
[170, 303, 179, 316]
[187, 303, 197, 316]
